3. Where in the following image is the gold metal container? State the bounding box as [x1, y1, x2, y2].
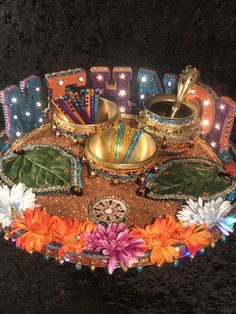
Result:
[51, 98, 119, 142]
[138, 94, 201, 154]
[84, 127, 157, 182]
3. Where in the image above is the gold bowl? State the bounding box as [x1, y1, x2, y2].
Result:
[138, 94, 201, 154]
[84, 127, 157, 182]
[51, 98, 119, 142]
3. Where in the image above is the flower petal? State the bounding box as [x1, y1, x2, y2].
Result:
[107, 253, 117, 274]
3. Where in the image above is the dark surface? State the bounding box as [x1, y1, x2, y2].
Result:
[0, 0, 236, 313]
[0, 0, 236, 100]
[1, 235, 236, 313]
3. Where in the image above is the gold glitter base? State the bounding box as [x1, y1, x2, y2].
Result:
[9, 124, 222, 227]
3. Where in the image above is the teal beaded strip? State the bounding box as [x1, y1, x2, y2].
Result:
[123, 130, 144, 163]
[95, 168, 140, 181]
[76, 158, 83, 188]
[147, 111, 193, 125]
[61, 129, 88, 139]
[114, 124, 125, 162]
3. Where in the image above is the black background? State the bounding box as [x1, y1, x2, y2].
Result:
[0, 0, 236, 313]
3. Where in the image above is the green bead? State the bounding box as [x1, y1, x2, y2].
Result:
[136, 265, 143, 273]
[75, 263, 82, 271]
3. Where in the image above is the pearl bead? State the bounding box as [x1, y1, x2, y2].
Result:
[51, 124, 57, 132]
[55, 130, 61, 137]
[72, 138, 78, 146]
[90, 264, 96, 272]
[90, 170, 97, 178]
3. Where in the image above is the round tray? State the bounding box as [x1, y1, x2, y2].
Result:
[1, 124, 235, 274]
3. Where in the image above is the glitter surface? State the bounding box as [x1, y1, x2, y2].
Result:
[10, 124, 221, 227]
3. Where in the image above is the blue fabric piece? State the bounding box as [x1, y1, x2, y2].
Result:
[137, 68, 163, 106]
[0, 76, 44, 141]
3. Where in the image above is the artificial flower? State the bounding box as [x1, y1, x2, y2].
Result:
[85, 223, 146, 274]
[177, 197, 236, 236]
[131, 215, 212, 264]
[0, 183, 36, 228]
[11, 208, 52, 253]
[175, 223, 212, 256]
[131, 216, 180, 266]
[49, 217, 94, 256]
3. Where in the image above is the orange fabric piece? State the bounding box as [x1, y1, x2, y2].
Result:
[46, 69, 86, 99]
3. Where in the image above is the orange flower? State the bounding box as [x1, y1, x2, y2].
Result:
[49, 217, 94, 256]
[11, 208, 52, 253]
[131, 216, 180, 266]
[176, 223, 212, 256]
[131, 215, 212, 266]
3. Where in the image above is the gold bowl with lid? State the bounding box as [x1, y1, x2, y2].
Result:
[138, 94, 201, 154]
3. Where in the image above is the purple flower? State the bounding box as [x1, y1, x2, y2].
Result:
[84, 223, 146, 274]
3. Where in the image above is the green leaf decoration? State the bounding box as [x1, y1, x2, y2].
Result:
[151, 161, 231, 197]
[2, 147, 72, 190]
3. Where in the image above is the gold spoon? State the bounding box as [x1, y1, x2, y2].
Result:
[170, 66, 200, 118]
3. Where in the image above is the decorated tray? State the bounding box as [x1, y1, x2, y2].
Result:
[0, 66, 235, 274]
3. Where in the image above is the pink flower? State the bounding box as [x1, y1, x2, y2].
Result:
[85, 223, 146, 274]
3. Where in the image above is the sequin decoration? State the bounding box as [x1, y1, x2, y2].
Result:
[89, 196, 129, 224]
[207, 97, 236, 154]
[45, 68, 86, 102]
[137, 68, 164, 107]
[0, 131, 10, 153]
[0, 76, 44, 141]
[163, 73, 178, 94]
[90, 66, 132, 113]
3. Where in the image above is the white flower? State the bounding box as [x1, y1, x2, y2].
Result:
[177, 197, 236, 236]
[0, 183, 36, 228]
